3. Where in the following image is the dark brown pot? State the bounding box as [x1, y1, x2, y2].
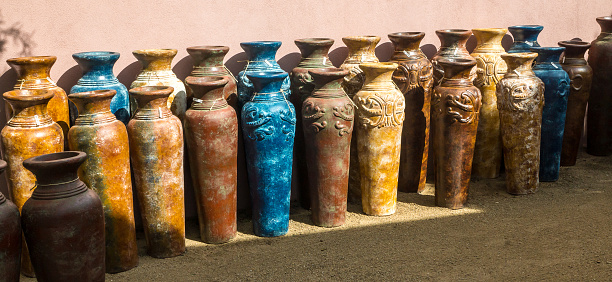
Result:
[432, 59, 481, 209]
[21, 151, 105, 282]
[67, 90, 138, 273]
[388, 32, 433, 193]
[128, 86, 185, 258]
[303, 68, 353, 227]
[558, 40, 593, 166]
[0, 160, 21, 282]
[431, 30, 475, 85]
[184, 76, 237, 243]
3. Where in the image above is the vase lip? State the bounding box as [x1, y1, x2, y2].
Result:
[472, 28, 508, 33]
[508, 25, 544, 30]
[308, 67, 348, 77]
[185, 76, 228, 87]
[3, 89, 54, 102]
[129, 85, 174, 97]
[388, 31, 425, 39]
[596, 16, 612, 21]
[295, 38, 334, 45]
[558, 40, 591, 49]
[132, 49, 178, 57]
[24, 151, 86, 169]
[186, 45, 229, 52]
[342, 35, 381, 42]
[72, 51, 120, 59]
[437, 58, 477, 68]
[6, 55, 56, 65]
[359, 62, 398, 70]
[501, 52, 539, 60]
[240, 41, 282, 47]
[68, 89, 116, 100]
[436, 29, 471, 34]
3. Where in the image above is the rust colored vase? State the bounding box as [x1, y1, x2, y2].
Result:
[497, 53, 544, 194]
[388, 32, 433, 193]
[128, 86, 185, 258]
[303, 68, 353, 227]
[290, 38, 335, 210]
[21, 151, 105, 282]
[184, 76, 237, 244]
[587, 16, 612, 156]
[354, 62, 404, 216]
[1, 89, 64, 277]
[67, 90, 138, 273]
[432, 29, 475, 85]
[470, 28, 508, 179]
[432, 59, 481, 209]
[559, 40, 592, 166]
[0, 160, 21, 282]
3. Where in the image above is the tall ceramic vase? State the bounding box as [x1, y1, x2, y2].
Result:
[131, 49, 188, 121]
[1, 89, 64, 277]
[242, 72, 295, 237]
[354, 62, 404, 216]
[128, 86, 185, 258]
[0, 160, 21, 282]
[432, 59, 481, 209]
[497, 53, 544, 194]
[532, 47, 570, 182]
[339, 35, 380, 203]
[431, 29, 474, 85]
[388, 32, 433, 193]
[303, 68, 353, 227]
[71, 51, 131, 124]
[290, 38, 335, 210]
[67, 89, 138, 273]
[507, 25, 543, 53]
[184, 76, 237, 244]
[558, 40, 592, 166]
[587, 16, 612, 156]
[470, 28, 508, 179]
[21, 151, 105, 282]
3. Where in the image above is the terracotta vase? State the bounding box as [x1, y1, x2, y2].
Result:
[354, 62, 404, 216]
[184, 76, 237, 244]
[303, 68, 353, 227]
[587, 16, 612, 156]
[507, 25, 543, 53]
[128, 86, 185, 258]
[470, 28, 508, 179]
[558, 40, 592, 166]
[1, 89, 64, 277]
[21, 151, 105, 281]
[339, 35, 380, 203]
[497, 53, 544, 194]
[290, 38, 335, 210]
[388, 32, 433, 193]
[186, 46, 238, 109]
[432, 59, 481, 209]
[131, 49, 188, 121]
[67, 90, 138, 273]
[431, 29, 475, 85]
[0, 160, 21, 282]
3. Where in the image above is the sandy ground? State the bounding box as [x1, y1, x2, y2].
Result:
[21, 149, 612, 281]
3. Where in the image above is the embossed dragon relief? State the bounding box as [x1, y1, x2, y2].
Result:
[291, 71, 315, 100]
[355, 93, 405, 128]
[473, 55, 507, 87]
[433, 89, 481, 124]
[242, 105, 296, 141]
[496, 80, 545, 111]
[392, 61, 433, 93]
[342, 66, 365, 95]
[302, 101, 355, 136]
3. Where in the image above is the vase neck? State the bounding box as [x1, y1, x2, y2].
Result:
[133, 49, 177, 71]
[342, 36, 380, 64]
[23, 151, 89, 200]
[7, 56, 55, 82]
[532, 47, 564, 69]
[472, 28, 507, 53]
[4, 90, 54, 128]
[502, 53, 538, 78]
[241, 42, 282, 70]
[439, 59, 477, 87]
[559, 41, 590, 65]
[70, 90, 117, 125]
[186, 77, 229, 111]
[597, 17, 612, 33]
[388, 32, 426, 60]
[295, 38, 334, 68]
[436, 30, 471, 49]
[130, 86, 174, 120]
[309, 69, 349, 98]
[247, 72, 288, 102]
[187, 46, 231, 76]
[360, 63, 397, 91]
[509, 25, 543, 43]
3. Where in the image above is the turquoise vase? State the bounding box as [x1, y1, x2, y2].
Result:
[508, 25, 543, 53]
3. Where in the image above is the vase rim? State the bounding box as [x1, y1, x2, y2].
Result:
[187, 45, 229, 52]
[308, 67, 348, 77]
[3, 89, 53, 102]
[240, 41, 282, 46]
[23, 151, 86, 171]
[359, 62, 398, 70]
[501, 52, 538, 59]
[129, 85, 174, 96]
[508, 25, 544, 30]
[68, 89, 116, 100]
[558, 40, 591, 48]
[132, 49, 178, 56]
[72, 51, 120, 58]
[295, 38, 334, 43]
[6, 55, 56, 65]
[596, 16, 612, 21]
[342, 35, 381, 41]
[437, 58, 477, 67]
[436, 29, 471, 34]
[472, 28, 508, 33]
[185, 76, 228, 87]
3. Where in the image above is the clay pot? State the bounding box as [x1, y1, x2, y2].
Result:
[0, 160, 21, 282]
[339, 35, 380, 204]
[388, 32, 433, 193]
[242, 72, 295, 237]
[290, 38, 335, 210]
[558, 40, 592, 166]
[497, 53, 545, 194]
[432, 59, 481, 209]
[470, 28, 508, 179]
[532, 47, 570, 182]
[186, 46, 238, 109]
[67, 90, 138, 273]
[431, 29, 475, 85]
[131, 49, 188, 121]
[184, 76, 237, 244]
[21, 151, 105, 282]
[587, 16, 612, 156]
[1, 89, 64, 277]
[354, 62, 404, 216]
[507, 25, 543, 53]
[128, 86, 185, 258]
[303, 68, 353, 227]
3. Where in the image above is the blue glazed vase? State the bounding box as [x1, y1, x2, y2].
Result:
[71, 51, 131, 124]
[508, 25, 543, 53]
[531, 47, 570, 182]
[237, 41, 291, 104]
[241, 71, 295, 237]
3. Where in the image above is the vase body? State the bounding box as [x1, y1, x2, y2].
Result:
[67, 90, 138, 273]
[497, 53, 545, 194]
[354, 63, 404, 216]
[303, 68, 353, 227]
[532, 47, 570, 182]
[184, 76, 237, 243]
[1, 89, 64, 277]
[432, 30, 475, 85]
[587, 17, 612, 156]
[388, 32, 433, 193]
[21, 151, 105, 282]
[290, 38, 335, 210]
[339, 35, 380, 203]
[0, 160, 21, 282]
[241, 72, 295, 236]
[131, 49, 188, 121]
[558, 40, 592, 166]
[508, 25, 543, 53]
[128, 86, 185, 257]
[470, 28, 508, 179]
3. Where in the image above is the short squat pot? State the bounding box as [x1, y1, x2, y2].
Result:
[507, 25, 543, 53]
[0, 160, 21, 282]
